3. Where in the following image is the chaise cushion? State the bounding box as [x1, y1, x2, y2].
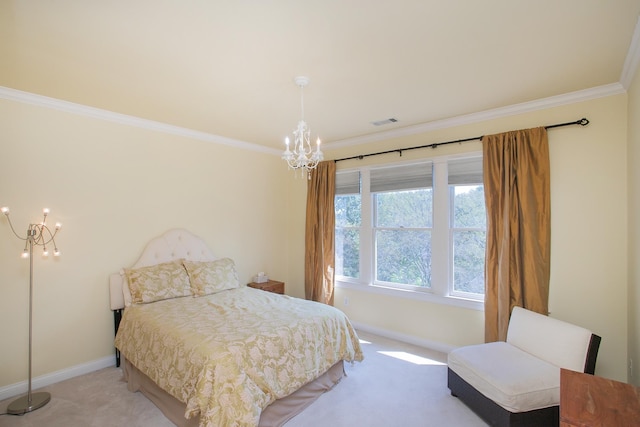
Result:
[448, 342, 560, 413]
[507, 307, 593, 372]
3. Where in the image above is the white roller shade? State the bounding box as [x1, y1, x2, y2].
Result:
[336, 171, 361, 195]
[370, 162, 432, 192]
[448, 157, 483, 185]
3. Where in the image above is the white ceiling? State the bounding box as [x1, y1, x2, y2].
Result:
[1, 1, 639, 151]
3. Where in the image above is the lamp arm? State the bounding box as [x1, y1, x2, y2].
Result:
[31, 223, 59, 247]
[3, 213, 28, 241]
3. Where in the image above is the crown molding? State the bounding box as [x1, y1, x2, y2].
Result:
[621, 15, 640, 89]
[326, 82, 626, 150]
[0, 86, 280, 155]
[0, 80, 628, 154]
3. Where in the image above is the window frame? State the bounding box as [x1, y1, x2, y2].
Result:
[334, 153, 485, 311]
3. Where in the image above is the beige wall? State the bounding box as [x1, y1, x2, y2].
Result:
[0, 88, 633, 392]
[0, 97, 292, 388]
[628, 61, 640, 386]
[318, 94, 629, 382]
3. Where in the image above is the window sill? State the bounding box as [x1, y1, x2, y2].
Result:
[335, 280, 484, 311]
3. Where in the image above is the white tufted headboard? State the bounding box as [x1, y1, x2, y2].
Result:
[109, 228, 217, 310]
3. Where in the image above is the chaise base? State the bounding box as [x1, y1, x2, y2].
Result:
[448, 368, 559, 427]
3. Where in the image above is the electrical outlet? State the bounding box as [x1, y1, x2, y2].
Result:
[343, 297, 349, 306]
[630, 358, 633, 378]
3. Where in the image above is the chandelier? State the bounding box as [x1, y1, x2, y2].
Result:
[282, 76, 323, 178]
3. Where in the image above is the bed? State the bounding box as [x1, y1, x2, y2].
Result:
[110, 229, 363, 427]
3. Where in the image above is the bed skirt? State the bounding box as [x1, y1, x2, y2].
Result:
[122, 358, 345, 427]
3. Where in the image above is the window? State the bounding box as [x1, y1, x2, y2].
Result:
[448, 158, 486, 298]
[335, 171, 361, 279]
[335, 154, 485, 304]
[372, 163, 433, 288]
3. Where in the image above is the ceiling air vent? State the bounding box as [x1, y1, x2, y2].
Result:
[371, 118, 398, 126]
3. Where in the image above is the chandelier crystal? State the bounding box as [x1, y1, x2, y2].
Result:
[282, 76, 323, 178]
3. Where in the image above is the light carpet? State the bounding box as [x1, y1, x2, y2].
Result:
[0, 331, 487, 426]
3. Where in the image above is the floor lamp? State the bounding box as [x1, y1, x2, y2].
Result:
[1, 206, 61, 415]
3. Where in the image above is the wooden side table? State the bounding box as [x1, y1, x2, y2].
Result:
[247, 280, 285, 295]
[560, 368, 640, 426]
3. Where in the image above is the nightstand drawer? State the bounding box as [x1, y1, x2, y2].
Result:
[248, 280, 285, 294]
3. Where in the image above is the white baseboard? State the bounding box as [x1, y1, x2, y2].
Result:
[352, 321, 456, 355]
[0, 355, 116, 402]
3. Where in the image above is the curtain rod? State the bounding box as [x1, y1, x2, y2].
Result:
[333, 117, 590, 163]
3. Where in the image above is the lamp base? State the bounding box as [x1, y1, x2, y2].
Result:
[7, 391, 51, 415]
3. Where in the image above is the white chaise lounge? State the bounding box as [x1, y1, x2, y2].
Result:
[447, 307, 601, 427]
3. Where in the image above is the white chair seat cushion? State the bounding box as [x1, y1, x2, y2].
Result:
[448, 342, 560, 413]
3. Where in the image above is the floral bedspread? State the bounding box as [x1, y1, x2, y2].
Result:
[115, 286, 363, 427]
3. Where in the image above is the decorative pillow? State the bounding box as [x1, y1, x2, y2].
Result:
[124, 260, 191, 304]
[119, 269, 133, 307]
[183, 258, 240, 296]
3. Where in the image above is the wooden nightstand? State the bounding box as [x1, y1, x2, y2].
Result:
[247, 280, 285, 295]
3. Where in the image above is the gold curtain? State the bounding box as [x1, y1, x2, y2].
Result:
[304, 161, 336, 305]
[482, 127, 550, 342]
